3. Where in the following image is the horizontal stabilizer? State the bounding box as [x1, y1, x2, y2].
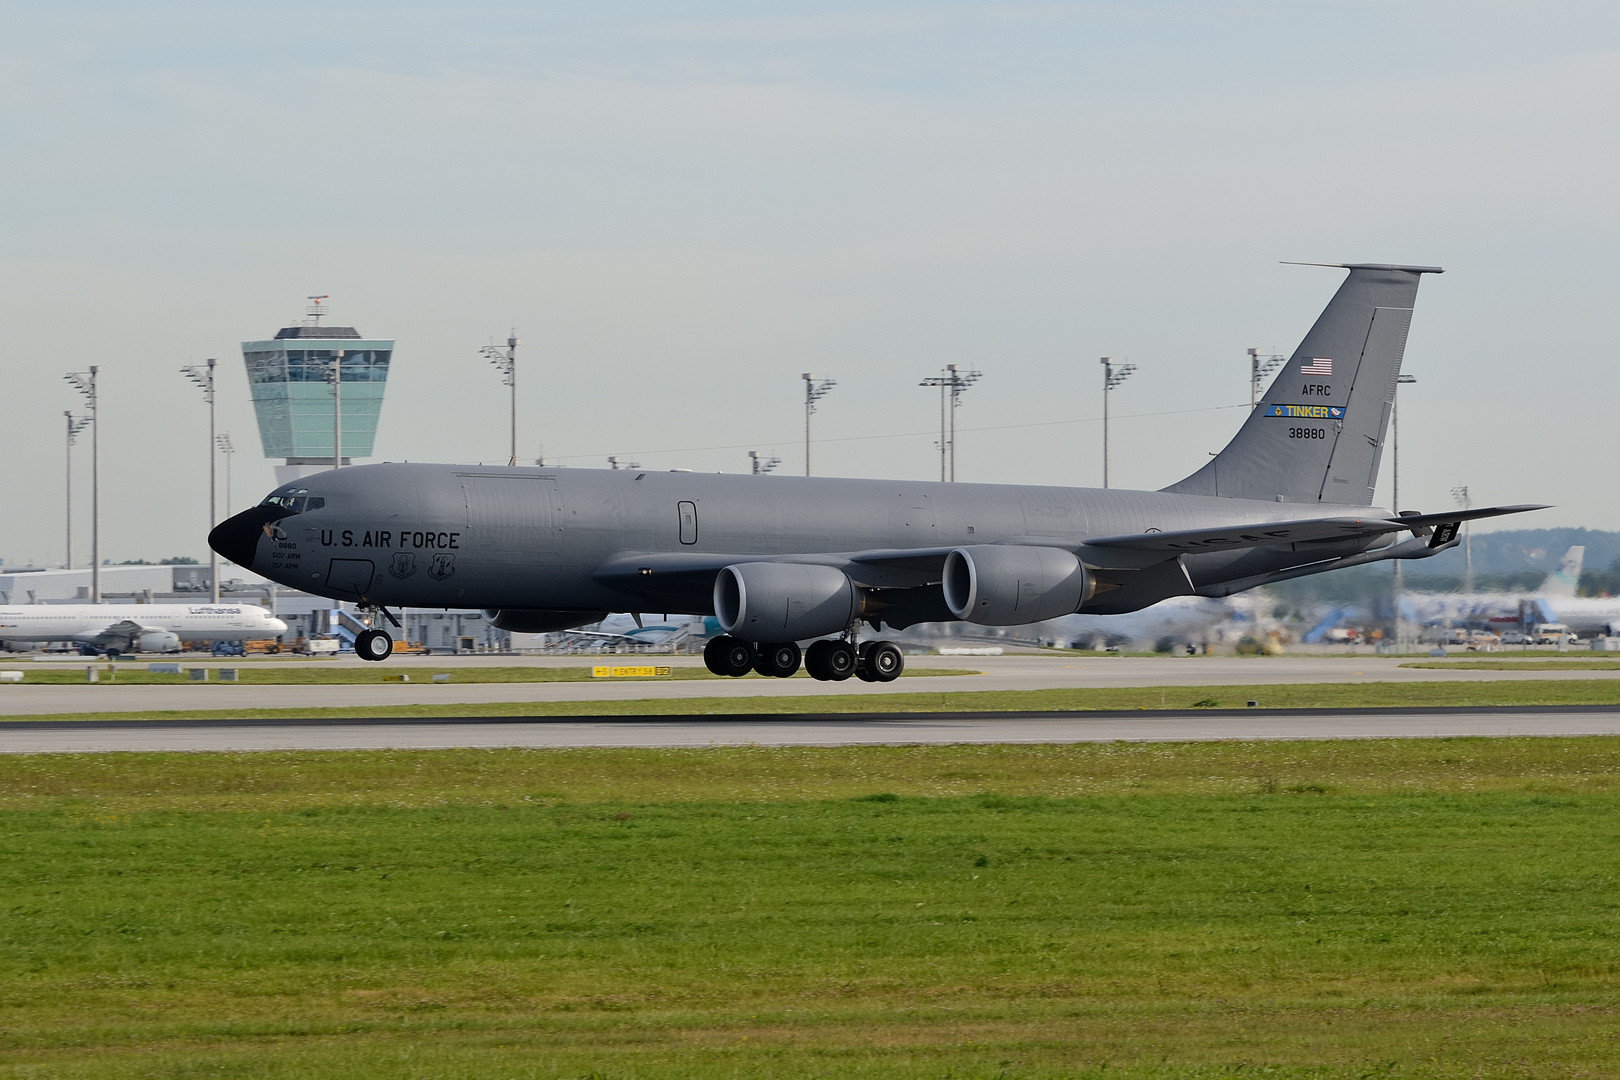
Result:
[1084, 504, 1548, 564]
[1388, 504, 1550, 528]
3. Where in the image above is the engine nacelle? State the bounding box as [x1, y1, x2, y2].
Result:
[484, 609, 608, 634]
[714, 562, 857, 642]
[941, 545, 1090, 626]
[137, 631, 182, 653]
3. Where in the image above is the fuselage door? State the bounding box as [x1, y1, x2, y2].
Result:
[678, 501, 698, 545]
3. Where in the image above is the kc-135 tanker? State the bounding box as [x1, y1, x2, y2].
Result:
[210, 263, 1543, 682]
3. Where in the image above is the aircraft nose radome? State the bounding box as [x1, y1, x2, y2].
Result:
[208, 506, 286, 570]
[267, 618, 289, 635]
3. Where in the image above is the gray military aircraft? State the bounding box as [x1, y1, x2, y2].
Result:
[210, 263, 1543, 681]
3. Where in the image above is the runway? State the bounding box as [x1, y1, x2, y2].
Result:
[3, 705, 1619, 753]
[4, 654, 1616, 717]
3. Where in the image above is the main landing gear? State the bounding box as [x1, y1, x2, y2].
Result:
[703, 635, 903, 683]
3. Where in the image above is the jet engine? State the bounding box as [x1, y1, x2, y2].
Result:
[484, 610, 609, 634]
[714, 562, 858, 642]
[137, 630, 182, 653]
[942, 545, 1091, 626]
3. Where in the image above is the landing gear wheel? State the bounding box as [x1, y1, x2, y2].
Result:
[754, 641, 802, 678]
[704, 635, 755, 677]
[804, 640, 833, 681]
[355, 628, 394, 662]
[865, 641, 904, 682]
[821, 640, 857, 681]
[855, 641, 880, 682]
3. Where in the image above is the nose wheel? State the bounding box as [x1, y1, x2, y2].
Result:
[355, 628, 394, 662]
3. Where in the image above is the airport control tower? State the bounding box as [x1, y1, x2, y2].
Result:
[242, 297, 395, 486]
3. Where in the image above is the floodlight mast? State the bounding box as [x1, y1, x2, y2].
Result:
[64, 367, 99, 601]
[919, 365, 981, 481]
[1248, 347, 1283, 409]
[216, 433, 235, 518]
[327, 349, 346, 473]
[181, 359, 220, 601]
[1100, 356, 1136, 488]
[802, 373, 836, 476]
[1452, 484, 1473, 593]
[63, 412, 91, 569]
[1392, 373, 1416, 647]
[481, 332, 520, 466]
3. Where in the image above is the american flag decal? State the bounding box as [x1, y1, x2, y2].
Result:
[1300, 357, 1333, 376]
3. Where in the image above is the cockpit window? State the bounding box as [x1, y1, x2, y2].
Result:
[260, 494, 325, 514]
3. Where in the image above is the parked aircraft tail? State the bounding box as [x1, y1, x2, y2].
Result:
[1541, 546, 1585, 599]
[1164, 263, 1443, 506]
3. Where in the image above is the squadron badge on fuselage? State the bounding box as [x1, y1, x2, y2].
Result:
[388, 552, 418, 580]
[428, 553, 456, 581]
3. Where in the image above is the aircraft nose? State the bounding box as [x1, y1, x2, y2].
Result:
[209, 505, 288, 570]
[267, 618, 289, 636]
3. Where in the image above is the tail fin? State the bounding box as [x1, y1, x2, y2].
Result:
[1164, 263, 1442, 506]
[1541, 546, 1585, 598]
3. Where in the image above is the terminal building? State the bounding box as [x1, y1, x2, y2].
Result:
[241, 299, 395, 486]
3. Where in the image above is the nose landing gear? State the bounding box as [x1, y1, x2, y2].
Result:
[355, 628, 394, 661]
[353, 604, 401, 662]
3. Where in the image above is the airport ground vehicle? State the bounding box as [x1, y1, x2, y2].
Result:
[1533, 624, 1579, 646]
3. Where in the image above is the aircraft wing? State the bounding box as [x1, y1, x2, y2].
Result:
[593, 548, 960, 595]
[592, 503, 1549, 615]
[88, 619, 155, 645]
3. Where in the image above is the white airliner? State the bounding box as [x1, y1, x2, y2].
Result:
[0, 604, 288, 657]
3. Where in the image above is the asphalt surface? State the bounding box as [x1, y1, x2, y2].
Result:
[3, 705, 1619, 753]
[4, 653, 1616, 717]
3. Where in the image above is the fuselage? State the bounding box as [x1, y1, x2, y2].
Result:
[0, 604, 288, 649]
[217, 463, 1392, 617]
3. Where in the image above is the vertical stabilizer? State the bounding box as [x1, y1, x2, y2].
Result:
[1164, 263, 1442, 506]
[1541, 546, 1585, 599]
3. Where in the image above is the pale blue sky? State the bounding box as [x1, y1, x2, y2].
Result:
[2, 2, 1617, 563]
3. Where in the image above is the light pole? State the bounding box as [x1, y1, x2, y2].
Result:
[481, 331, 519, 466]
[216, 433, 235, 519]
[64, 367, 99, 601]
[1100, 356, 1136, 488]
[919, 365, 981, 481]
[1249, 347, 1283, 409]
[181, 358, 220, 602]
[1452, 484, 1473, 593]
[329, 349, 346, 472]
[63, 412, 91, 568]
[1392, 373, 1415, 647]
[802, 373, 836, 476]
[919, 370, 949, 481]
[947, 364, 981, 482]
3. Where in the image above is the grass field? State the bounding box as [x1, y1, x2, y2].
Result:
[1404, 659, 1620, 671]
[3, 676, 1619, 725]
[3, 739, 1620, 1078]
